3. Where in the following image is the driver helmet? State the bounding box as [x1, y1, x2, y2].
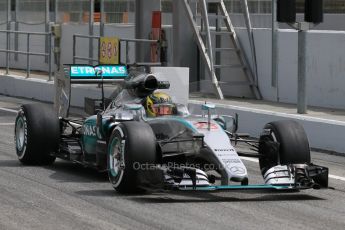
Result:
[145, 92, 175, 117]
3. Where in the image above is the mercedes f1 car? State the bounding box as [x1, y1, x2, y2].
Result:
[14, 65, 329, 193]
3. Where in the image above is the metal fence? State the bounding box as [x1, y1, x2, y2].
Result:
[0, 30, 53, 80]
[73, 34, 160, 66]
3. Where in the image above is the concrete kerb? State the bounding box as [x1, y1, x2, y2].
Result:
[1, 73, 344, 155]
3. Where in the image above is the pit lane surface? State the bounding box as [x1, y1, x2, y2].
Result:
[0, 96, 345, 230]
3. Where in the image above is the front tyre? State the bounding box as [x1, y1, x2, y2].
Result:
[14, 104, 59, 165]
[259, 120, 311, 175]
[108, 122, 157, 193]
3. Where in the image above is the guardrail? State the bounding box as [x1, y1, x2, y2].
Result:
[72, 34, 161, 66]
[0, 30, 53, 81]
[73, 34, 100, 65]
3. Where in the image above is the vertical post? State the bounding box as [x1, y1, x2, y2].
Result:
[89, 0, 94, 65]
[271, 0, 279, 101]
[55, 0, 58, 23]
[135, 0, 161, 62]
[173, 0, 198, 85]
[45, 0, 50, 63]
[14, 0, 18, 61]
[100, 0, 104, 36]
[207, 108, 211, 131]
[126, 40, 129, 65]
[200, 0, 215, 80]
[97, 37, 100, 64]
[241, 0, 259, 86]
[6, 0, 11, 74]
[48, 33, 52, 81]
[73, 35, 76, 64]
[297, 30, 307, 114]
[26, 34, 30, 78]
[215, 5, 221, 80]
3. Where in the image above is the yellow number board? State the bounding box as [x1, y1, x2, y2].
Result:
[99, 37, 120, 64]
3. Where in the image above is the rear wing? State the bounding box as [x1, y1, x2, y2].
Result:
[69, 65, 128, 83]
[54, 65, 128, 118]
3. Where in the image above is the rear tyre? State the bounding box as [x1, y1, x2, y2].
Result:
[14, 104, 59, 165]
[258, 120, 311, 175]
[108, 121, 157, 193]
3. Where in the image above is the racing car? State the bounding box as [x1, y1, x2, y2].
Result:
[14, 65, 329, 193]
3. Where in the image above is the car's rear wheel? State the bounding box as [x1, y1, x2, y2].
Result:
[258, 120, 311, 175]
[14, 104, 59, 165]
[107, 121, 157, 193]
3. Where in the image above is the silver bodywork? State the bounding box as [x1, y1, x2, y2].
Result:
[53, 65, 328, 190]
[101, 86, 249, 186]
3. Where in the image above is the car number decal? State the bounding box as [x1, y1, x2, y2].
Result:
[194, 122, 218, 130]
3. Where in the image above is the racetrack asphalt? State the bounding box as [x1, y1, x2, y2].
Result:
[0, 95, 345, 230]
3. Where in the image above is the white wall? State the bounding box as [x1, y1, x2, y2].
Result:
[151, 67, 189, 105]
[255, 29, 345, 110]
[61, 24, 139, 65]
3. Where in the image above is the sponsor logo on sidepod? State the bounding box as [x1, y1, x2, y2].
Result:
[83, 125, 96, 137]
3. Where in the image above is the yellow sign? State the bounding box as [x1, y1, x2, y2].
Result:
[99, 37, 120, 64]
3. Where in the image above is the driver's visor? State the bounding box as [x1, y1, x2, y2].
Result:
[152, 104, 174, 116]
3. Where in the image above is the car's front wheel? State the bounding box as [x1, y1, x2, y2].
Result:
[258, 120, 311, 175]
[107, 121, 157, 193]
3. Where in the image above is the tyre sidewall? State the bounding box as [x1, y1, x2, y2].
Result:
[107, 122, 157, 193]
[108, 126, 127, 189]
[259, 120, 311, 175]
[15, 110, 28, 160]
[14, 104, 59, 165]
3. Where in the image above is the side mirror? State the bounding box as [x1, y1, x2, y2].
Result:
[220, 114, 238, 133]
[201, 103, 216, 111]
[202, 103, 216, 130]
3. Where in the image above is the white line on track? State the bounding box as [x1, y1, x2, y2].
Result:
[328, 175, 345, 181]
[240, 157, 345, 182]
[0, 107, 18, 113]
[0, 123, 14, 126]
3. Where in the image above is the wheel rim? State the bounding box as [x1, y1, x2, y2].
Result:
[15, 117, 25, 152]
[109, 136, 125, 187]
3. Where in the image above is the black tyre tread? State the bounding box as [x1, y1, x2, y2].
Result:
[259, 120, 311, 174]
[108, 121, 157, 193]
[15, 104, 59, 165]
